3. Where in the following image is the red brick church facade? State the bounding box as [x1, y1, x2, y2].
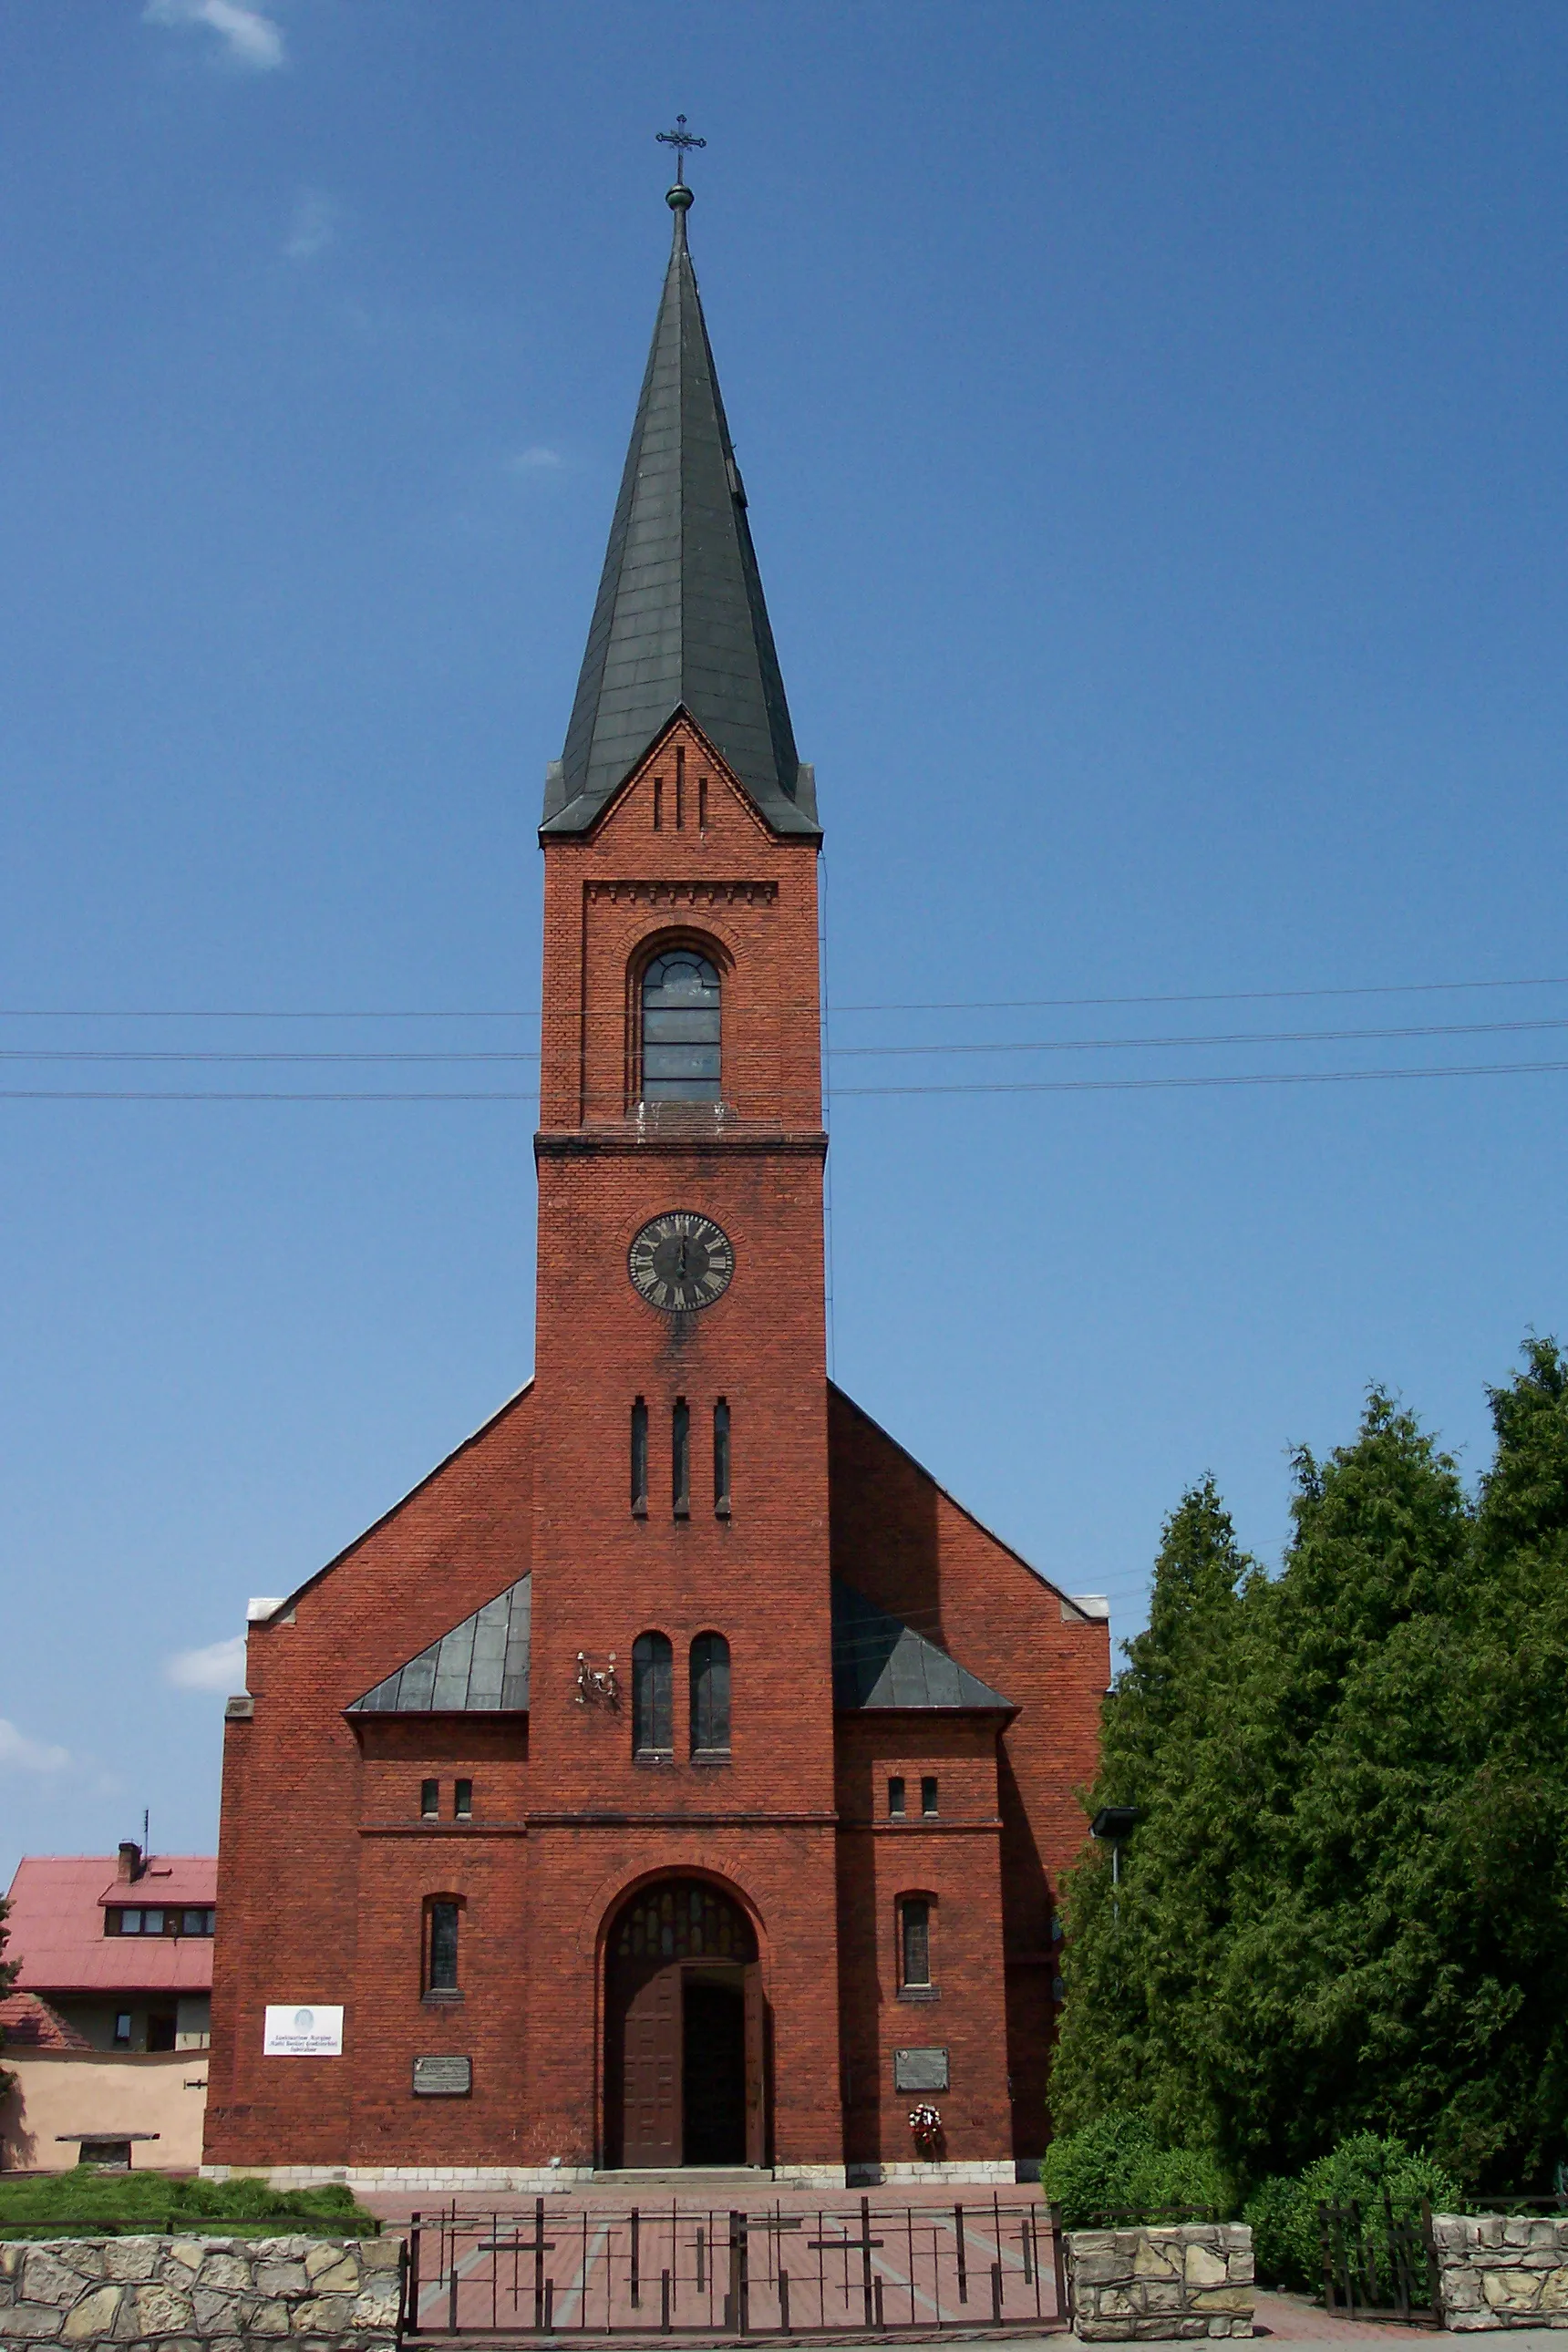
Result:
[203, 181, 1109, 2191]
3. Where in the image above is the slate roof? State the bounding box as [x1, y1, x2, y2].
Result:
[346, 1574, 531, 1715]
[830, 1578, 1013, 1713]
[543, 188, 818, 842]
[4, 1858, 217, 1997]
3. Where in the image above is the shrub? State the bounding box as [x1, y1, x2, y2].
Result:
[1243, 2132, 1462, 2293]
[1042, 2111, 1233, 2229]
[0, 2171, 377, 2240]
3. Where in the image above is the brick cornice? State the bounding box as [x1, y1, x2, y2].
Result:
[535, 1128, 827, 1161]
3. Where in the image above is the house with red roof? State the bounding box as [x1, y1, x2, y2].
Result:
[0, 1845, 215, 2172]
[5, 1844, 216, 2054]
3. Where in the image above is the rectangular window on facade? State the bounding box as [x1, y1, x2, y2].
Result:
[141, 1909, 164, 1935]
[631, 1398, 649, 1515]
[901, 1898, 933, 1989]
[104, 1909, 121, 1936]
[922, 1776, 939, 1818]
[113, 2014, 132, 2048]
[454, 1779, 473, 1820]
[427, 1901, 460, 1993]
[181, 1908, 214, 1936]
[673, 1398, 690, 1517]
[888, 1778, 906, 1818]
[653, 775, 663, 830]
[714, 1398, 731, 1516]
[420, 1779, 439, 1820]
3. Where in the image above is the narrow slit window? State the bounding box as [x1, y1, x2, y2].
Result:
[113, 2014, 131, 2048]
[888, 1777, 906, 1818]
[698, 773, 709, 831]
[714, 1398, 731, 1516]
[426, 1901, 459, 1992]
[632, 1631, 674, 1756]
[653, 775, 664, 830]
[673, 1398, 690, 1517]
[675, 744, 686, 829]
[690, 1632, 732, 1756]
[420, 1779, 439, 1821]
[641, 950, 721, 1101]
[901, 1897, 932, 1989]
[631, 1398, 649, 1515]
[454, 1779, 473, 1821]
[922, 1776, 939, 1818]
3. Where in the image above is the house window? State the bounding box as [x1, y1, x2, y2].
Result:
[148, 2014, 177, 2052]
[713, 1398, 731, 1516]
[631, 1398, 649, 1515]
[632, 1631, 674, 1757]
[900, 1897, 934, 1991]
[420, 1779, 439, 1820]
[641, 949, 721, 1101]
[922, 1776, 939, 1818]
[140, 1909, 164, 1935]
[181, 1909, 216, 1936]
[113, 2014, 132, 2048]
[454, 1779, 472, 1821]
[689, 1633, 731, 1758]
[672, 1398, 690, 1518]
[426, 1900, 460, 1993]
[888, 1778, 906, 1819]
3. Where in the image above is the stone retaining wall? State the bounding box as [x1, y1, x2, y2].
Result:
[0, 2235, 400, 2352]
[1432, 2212, 1568, 2331]
[1066, 2223, 1254, 2341]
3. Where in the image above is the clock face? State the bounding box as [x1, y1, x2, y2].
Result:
[628, 1212, 736, 1314]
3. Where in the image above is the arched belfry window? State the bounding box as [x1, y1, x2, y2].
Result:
[641, 950, 721, 1101]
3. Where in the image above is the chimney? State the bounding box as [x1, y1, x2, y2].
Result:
[116, 1841, 142, 1883]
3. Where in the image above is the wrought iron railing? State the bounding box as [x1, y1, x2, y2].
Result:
[404, 2193, 1068, 2336]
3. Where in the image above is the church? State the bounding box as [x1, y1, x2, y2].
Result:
[203, 169, 1110, 2192]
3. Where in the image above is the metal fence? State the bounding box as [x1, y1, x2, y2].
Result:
[404, 2194, 1068, 2337]
[1318, 2193, 1439, 2326]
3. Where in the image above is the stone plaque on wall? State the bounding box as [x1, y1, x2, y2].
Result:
[893, 2047, 949, 2092]
[413, 2053, 472, 2097]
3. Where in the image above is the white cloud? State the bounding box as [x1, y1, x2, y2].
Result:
[0, 1718, 73, 1775]
[508, 447, 565, 476]
[144, 0, 286, 72]
[285, 190, 339, 263]
[164, 1634, 247, 1694]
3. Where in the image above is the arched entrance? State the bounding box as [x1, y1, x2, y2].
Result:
[604, 1879, 763, 2170]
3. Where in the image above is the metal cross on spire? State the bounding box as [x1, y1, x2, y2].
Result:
[655, 114, 706, 185]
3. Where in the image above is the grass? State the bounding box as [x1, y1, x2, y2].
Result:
[0, 2171, 381, 2241]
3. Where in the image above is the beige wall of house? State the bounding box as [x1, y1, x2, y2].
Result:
[0, 2048, 208, 2172]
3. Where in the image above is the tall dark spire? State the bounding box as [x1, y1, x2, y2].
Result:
[542, 180, 818, 839]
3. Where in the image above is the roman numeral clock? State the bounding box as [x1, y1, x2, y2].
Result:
[627, 1212, 735, 1315]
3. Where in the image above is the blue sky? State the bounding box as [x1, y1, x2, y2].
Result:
[2, 0, 1565, 1884]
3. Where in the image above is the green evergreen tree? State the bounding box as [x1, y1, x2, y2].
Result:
[1052, 1358, 1568, 2189]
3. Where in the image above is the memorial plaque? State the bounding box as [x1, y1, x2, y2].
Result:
[413, 2053, 472, 2098]
[893, 2046, 949, 2092]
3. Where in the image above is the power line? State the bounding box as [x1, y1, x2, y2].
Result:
[0, 972, 1566, 1022]
[2, 1056, 1566, 1101]
[0, 1015, 1565, 1067]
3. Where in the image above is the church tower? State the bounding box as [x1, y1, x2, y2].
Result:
[204, 170, 1110, 2192]
[525, 173, 841, 2169]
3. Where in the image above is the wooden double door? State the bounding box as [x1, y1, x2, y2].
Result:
[605, 1882, 764, 2170]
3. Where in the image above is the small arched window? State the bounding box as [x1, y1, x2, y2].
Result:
[632, 1631, 673, 1757]
[689, 1632, 731, 1758]
[642, 950, 721, 1101]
